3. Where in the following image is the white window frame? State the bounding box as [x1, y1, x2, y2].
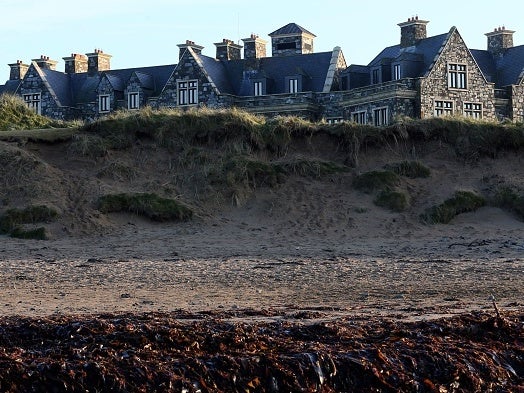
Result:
[448, 63, 467, 89]
[464, 102, 482, 119]
[393, 64, 401, 80]
[351, 110, 367, 124]
[326, 118, 343, 124]
[434, 100, 454, 117]
[177, 80, 198, 106]
[254, 81, 263, 96]
[288, 78, 299, 93]
[373, 107, 389, 126]
[99, 94, 110, 113]
[23, 93, 41, 115]
[128, 92, 139, 110]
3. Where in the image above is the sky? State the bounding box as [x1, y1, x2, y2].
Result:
[0, 0, 522, 77]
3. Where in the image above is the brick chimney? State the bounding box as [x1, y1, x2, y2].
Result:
[32, 55, 58, 70]
[8, 60, 29, 80]
[177, 40, 204, 60]
[486, 26, 515, 56]
[86, 49, 112, 75]
[241, 34, 267, 59]
[398, 16, 429, 47]
[63, 53, 88, 74]
[214, 39, 242, 61]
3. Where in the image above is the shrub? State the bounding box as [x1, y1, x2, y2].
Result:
[222, 156, 284, 189]
[492, 186, 524, 220]
[97, 193, 193, 222]
[353, 170, 400, 194]
[384, 161, 430, 178]
[0, 205, 58, 234]
[10, 227, 48, 240]
[421, 191, 485, 224]
[374, 189, 409, 212]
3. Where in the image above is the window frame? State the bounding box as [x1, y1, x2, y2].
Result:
[463, 102, 482, 119]
[99, 94, 110, 113]
[434, 100, 454, 117]
[351, 110, 367, 124]
[177, 79, 198, 106]
[448, 63, 467, 90]
[287, 77, 299, 94]
[253, 80, 264, 96]
[393, 64, 401, 81]
[371, 68, 380, 84]
[373, 107, 389, 126]
[23, 93, 41, 115]
[128, 92, 139, 110]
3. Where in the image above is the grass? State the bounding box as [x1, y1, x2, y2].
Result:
[97, 193, 193, 222]
[421, 191, 485, 224]
[353, 170, 401, 194]
[384, 161, 431, 178]
[374, 189, 410, 212]
[492, 186, 524, 220]
[0, 205, 58, 240]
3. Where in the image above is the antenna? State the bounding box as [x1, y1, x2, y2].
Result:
[237, 12, 240, 45]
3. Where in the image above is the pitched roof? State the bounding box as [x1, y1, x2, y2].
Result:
[269, 23, 316, 37]
[222, 51, 333, 96]
[198, 54, 234, 94]
[0, 79, 21, 95]
[39, 68, 74, 107]
[493, 45, 524, 86]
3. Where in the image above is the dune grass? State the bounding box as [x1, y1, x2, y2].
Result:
[384, 161, 431, 178]
[421, 191, 485, 224]
[353, 170, 401, 194]
[374, 189, 410, 212]
[0, 205, 58, 240]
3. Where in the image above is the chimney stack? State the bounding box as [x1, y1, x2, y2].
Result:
[63, 53, 88, 74]
[241, 34, 267, 59]
[486, 26, 515, 56]
[86, 49, 112, 75]
[398, 16, 429, 47]
[32, 55, 58, 70]
[177, 40, 204, 60]
[214, 38, 243, 61]
[8, 60, 29, 80]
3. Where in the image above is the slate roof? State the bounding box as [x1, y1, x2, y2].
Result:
[198, 54, 234, 94]
[222, 51, 333, 96]
[491, 45, 524, 86]
[269, 23, 316, 37]
[0, 79, 21, 95]
[40, 68, 74, 106]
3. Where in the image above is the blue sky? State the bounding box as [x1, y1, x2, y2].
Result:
[0, 0, 522, 76]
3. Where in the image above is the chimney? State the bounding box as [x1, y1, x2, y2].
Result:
[177, 40, 204, 60]
[398, 16, 429, 47]
[31, 55, 58, 70]
[63, 53, 88, 74]
[486, 26, 515, 56]
[214, 38, 243, 61]
[8, 60, 29, 80]
[241, 34, 267, 59]
[86, 49, 112, 75]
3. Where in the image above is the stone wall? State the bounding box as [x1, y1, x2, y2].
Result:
[419, 29, 496, 120]
[511, 84, 524, 121]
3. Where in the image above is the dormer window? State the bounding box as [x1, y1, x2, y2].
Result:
[178, 80, 198, 105]
[285, 76, 301, 93]
[448, 63, 467, 89]
[253, 81, 264, 96]
[128, 92, 139, 110]
[393, 64, 401, 80]
[99, 94, 110, 113]
[371, 68, 380, 84]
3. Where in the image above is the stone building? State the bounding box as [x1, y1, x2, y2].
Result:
[1, 19, 523, 124]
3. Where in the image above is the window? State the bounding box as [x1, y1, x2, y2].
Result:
[448, 63, 467, 89]
[373, 107, 389, 126]
[434, 100, 453, 117]
[372, 69, 380, 84]
[351, 111, 367, 124]
[288, 78, 299, 94]
[99, 94, 110, 113]
[326, 118, 343, 124]
[23, 93, 41, 115]
[128, 92, 139, 110]
[276, 42, 296, 50]
[253, 81, 263, 96]
[464, 102, 482, 119]
[393, 64, 401, 80]
[178, 80, 198, 105]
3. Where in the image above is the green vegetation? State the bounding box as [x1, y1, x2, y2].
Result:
[492, 186, 524, 220]
[0, 205, 58, 240]
[374, 189, 410, 212]
[353, 170, 400, 194]
[421, 191, 485, 224]
[97, 193, 193, 222]
[384, 160, 431, 178]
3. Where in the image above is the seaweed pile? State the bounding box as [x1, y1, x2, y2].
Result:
[0, 310, 522, 392]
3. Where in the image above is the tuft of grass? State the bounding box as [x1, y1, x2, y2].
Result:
[97, 193, 193, 222]
[0, 205, 58, 234]
[10, 227, 48, 240]
[492, 186, 524, 220]
[68, 134, 109, 157]
[276, 157, 348, 178]
[353, 170, 400, 194]
[97, 161, 138, 181]
[384, 161, 431, 178]
[421, 191, 485, 224]
[374, 189, 410, 212]
[222, 156, 284, 189]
